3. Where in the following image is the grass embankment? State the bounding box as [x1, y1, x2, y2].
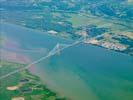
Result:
[0, 61, 67, 100]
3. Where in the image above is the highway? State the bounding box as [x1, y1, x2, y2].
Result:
[0, 34, 104, 80]
[0, 37, 84, 80]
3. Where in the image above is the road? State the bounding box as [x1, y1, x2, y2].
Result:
[0, 37, 84, 80]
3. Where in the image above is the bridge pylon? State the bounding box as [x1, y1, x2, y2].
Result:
[48, 43, 70, 56]
[56, 43, 61, 55]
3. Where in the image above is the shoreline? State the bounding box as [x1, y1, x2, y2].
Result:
[0, 60, 67, 100]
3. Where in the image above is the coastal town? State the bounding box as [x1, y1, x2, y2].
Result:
[84, 37, 127, 51]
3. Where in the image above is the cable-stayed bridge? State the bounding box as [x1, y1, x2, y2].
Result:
[0, 37, 85, 80]
[0, 34, 102, 80]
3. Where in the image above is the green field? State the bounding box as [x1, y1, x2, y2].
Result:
[67, 13, 133, 38]
[0, 61, 67, 100]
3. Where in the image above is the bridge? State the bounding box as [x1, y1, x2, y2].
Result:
[0, 37, 85, 80]
[0, 34, 103, 80]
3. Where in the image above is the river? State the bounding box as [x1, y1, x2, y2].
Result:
[1, 23, 133, 100]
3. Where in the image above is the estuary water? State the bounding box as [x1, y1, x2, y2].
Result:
[1, 23, 133, 100]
